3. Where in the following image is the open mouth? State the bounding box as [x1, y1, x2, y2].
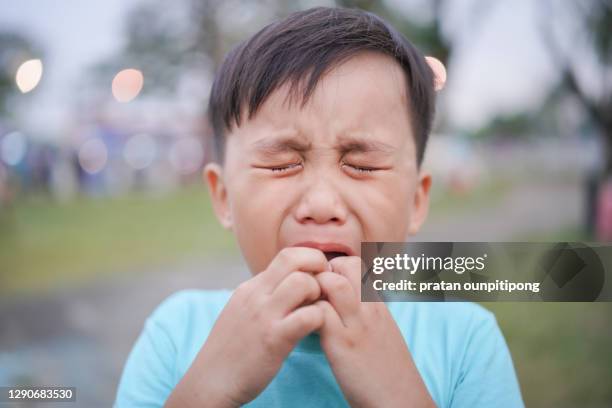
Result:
[323, 251, 348, 261]
[291, 241, 353, 261]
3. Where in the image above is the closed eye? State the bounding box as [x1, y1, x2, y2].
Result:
[273, 163, 302, 172]
[254, 163, 303, 173]
[342, 163, 379, 173]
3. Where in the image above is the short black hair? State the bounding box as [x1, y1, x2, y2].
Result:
[208, 6, 436, 166]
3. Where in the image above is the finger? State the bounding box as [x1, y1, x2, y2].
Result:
[271, 271, 321, 316]
[278, 303, 324, 344]
[314, 299, 343, 335]
[315, 271, 359, 326]
[329, 256, 362, 296]
[259, 247, 330, 291]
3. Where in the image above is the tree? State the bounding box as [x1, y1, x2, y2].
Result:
[538, 1, 612, 175]
[93, 0, 256, 97]
[335, 0, 451, 64]
[0, 31, 39, 117]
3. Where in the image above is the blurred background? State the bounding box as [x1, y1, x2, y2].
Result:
[0, 0, 611, 406]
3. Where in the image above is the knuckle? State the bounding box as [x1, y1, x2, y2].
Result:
[307, 276, 321, 298]
[312, 308, 324, 325]
[329, 276, 349, 293]
[291, 271, 310, 286]
[297, 309, 319, 328]
[252, 292, 269, 313]
[296, 272, 319, 295]
[317, 271, 333, 283]
[235, 280, 252, 297]
[232, 281, 254, 307]
[314, 299, 329, 310]
[261, 326, 280, 352]
[294, 311, 310, 327]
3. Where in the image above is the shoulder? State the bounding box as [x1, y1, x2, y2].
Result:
[149, 289, 233, 323]
[114, 289, 233, 406]
[388, 301, 497, 335]
[147, 289, 234, 377]
[387, 302, 523, 407]
[407, 302, 502, 358]
[413, 303, 524, 407]
[146, 289, 233, 336]
[387, 301, 502, 374]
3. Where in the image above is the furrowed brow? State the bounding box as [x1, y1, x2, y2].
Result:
[252, 136, 312, 156]
[335, 135, 396, 155]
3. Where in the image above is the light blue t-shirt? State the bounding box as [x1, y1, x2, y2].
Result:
[114, 289, 524, 407]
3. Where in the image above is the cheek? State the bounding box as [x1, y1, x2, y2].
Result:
[355, 175, 414, 240]
[230, 173, 295, 221]
[228, 174, 296, 273]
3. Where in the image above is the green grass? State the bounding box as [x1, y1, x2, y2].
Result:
[484, 226, 612, 408]
[485, 302, 612, 408]
[428, 178, 512, 216]
[0, 185, 237, 294]
[516, 223, 592, 242]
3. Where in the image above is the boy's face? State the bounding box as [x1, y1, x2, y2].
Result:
[205, 51, 431, 275]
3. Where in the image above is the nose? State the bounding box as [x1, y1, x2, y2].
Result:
[294, 177, 348, 225]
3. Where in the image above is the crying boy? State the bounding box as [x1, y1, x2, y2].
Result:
[114, 7, 524, 408]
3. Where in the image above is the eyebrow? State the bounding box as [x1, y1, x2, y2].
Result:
[335, 135, 396, 155]
[252, 136, 312, 156]
[251, 134, 396, 156]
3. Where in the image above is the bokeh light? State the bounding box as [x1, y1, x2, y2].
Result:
[78, 138, 108, 174]
[0, 131, 27, 166]
[15, 59, 43, 93]
[425, 56, 447, 91]
[123, 133, 157, 170]
[111, 68, 144, 102]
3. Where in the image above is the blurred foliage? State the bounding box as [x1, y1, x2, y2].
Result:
[337, 0, 452, 63]
[338, 0, 611, 176]
[470, 113, 537, 141]
[91, 0, 209, 96]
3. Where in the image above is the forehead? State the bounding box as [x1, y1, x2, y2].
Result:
[231, 51, 414, 148]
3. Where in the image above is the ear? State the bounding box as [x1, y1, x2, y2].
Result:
[408, 170, 432, 236]
[203, 162, 233, 230]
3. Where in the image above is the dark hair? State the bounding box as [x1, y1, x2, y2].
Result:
[208, 6, 436, 166]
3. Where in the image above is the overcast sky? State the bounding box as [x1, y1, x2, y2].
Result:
[0, 0, 578, 138]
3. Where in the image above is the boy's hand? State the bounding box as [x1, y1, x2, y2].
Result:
[165, 247, 329, 408]
[314, 256, 437, 408]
